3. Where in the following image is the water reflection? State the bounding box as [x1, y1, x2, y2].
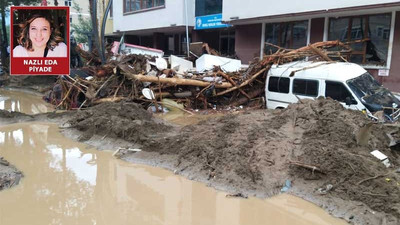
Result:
[0, 89, 53, 114]
[0, 123, 347, 225]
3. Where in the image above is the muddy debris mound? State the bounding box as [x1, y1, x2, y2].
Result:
[68, 101, 172, 144]
[0, 109, 33, 119]
[0, 157, 23, 191]
[286, 98, 400, 220]
[143, 98, 399, 222]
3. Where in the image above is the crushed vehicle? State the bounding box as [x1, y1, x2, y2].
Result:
[265, 61, 400, 121]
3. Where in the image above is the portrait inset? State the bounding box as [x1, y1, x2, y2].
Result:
[10, 7, 70, 75]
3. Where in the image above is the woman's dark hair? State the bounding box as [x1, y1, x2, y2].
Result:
[17, 13, 64, 51]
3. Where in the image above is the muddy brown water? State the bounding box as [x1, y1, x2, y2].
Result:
[0, 122, 348, 225]
[0, 89, 53, 114]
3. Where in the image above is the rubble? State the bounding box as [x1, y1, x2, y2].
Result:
[45, 40, 357, 111]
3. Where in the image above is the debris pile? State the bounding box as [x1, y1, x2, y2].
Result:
[46, 40, 356, 110]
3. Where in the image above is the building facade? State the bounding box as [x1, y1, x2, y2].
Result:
[110, 0, 400, 91]
[112, 0, 194, 55]
[222, 0, 400, 91]
[192, 0, 234, 56]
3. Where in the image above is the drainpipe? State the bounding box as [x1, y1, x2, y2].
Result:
[260, 22, 265, 60]
[184, 0, 190, 58]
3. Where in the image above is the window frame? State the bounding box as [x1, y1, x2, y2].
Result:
[123, 0, 165, 14]
[268, 76, 290, 94]
[264, 20, 308, 53]
[325, 80, 355, 103]
[327, 12, 393, 69]
[64, 0, 72, 7]
[292, 78, 319, 97]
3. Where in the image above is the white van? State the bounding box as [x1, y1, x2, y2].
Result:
[265, 61, 400, 121]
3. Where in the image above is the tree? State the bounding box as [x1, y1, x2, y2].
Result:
[0, 0, 41, 70]
[71, 2, 92, 44]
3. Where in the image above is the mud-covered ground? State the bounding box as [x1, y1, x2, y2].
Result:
[1, 96, 400, 225]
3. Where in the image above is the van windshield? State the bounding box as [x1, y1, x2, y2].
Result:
[347, 72, 400, 111]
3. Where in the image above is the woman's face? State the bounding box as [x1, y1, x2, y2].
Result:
[29, 17, 51, 50]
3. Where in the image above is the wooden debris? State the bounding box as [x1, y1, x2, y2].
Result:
[45, 40, 359, 110]
[289, 160, 325, 174]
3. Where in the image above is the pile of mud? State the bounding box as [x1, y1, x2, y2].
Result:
[64, 98, 400, 223]
[0, 157, 23, 191]
[284, 99, 400, 220]
[142, 98, 399, 222]
[67, 101, 172, 144]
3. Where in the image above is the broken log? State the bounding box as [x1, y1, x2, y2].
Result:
[289, 161, 325, 174]
[232, 88, 264, 106]
[308, 44, 332, 61]
[217, 67, 268, 96]
[216, 71, 251, 99]
[125, 74, 233, 88]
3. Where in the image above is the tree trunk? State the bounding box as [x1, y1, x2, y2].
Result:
[0, 5, 7, 71]
[124, 74, 233, 89]
[89, 0, 100, 55]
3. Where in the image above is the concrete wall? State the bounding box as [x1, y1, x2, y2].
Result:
[235, 24, 262, 64]
[113, 0, 195, 32]
[222, 0, 400, 22]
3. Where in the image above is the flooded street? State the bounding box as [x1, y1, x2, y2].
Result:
[0, 89, 53, 114]
[0, 122, 348, 225]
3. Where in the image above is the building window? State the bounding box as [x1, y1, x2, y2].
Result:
[124, 0, 165, 13]
[195, 0, 222, 17]
[264, 20, 308, 54]
[220, 29, 235, 56]
[64, 0, 72, 6]
[328, 13, 391, 66]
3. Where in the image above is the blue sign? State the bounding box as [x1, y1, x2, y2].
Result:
[195, 13, 231, 30]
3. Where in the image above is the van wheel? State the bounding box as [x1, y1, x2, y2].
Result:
[276, 107, 285, 109]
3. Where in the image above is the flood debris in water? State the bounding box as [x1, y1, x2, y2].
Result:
[0, 157, 23, 191]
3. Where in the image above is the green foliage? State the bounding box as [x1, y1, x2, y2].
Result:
[71, 2, 92, 44]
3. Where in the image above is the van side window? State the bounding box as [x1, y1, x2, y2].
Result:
[325, 81, 354, 102]
[268, 77, 290, 93]
[293, 79, 319, 97]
